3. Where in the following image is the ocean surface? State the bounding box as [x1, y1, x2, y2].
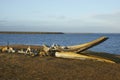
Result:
[0, 33, 120, 54]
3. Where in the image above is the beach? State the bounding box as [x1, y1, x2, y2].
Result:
[0, 52, 120, 80]
[0, 44, 120, 80]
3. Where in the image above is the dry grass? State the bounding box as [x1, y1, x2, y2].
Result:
[0, 53, 120, 80]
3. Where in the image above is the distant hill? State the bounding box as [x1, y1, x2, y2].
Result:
[0, 31, 64, 34]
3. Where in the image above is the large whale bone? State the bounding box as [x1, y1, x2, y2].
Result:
[55, 36, 108, 53]
[55, 52, 115, 63]
[42, 36, 108, 56]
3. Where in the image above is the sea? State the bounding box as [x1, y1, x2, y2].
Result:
[0, 33, 120, 54]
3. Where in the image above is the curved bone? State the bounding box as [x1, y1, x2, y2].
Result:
[42, 44, 50, 53]
[2, 47, 15, 53]
[55, 52, 115, 63]
[2, 47, 8, 52]
[55, 36, 108, 52]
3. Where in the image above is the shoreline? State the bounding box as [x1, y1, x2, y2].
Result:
[0, 31, 120, 34]
[0, 31, 64, 34]
[0, 44, 120, 80]
[0, 44, 120, 63]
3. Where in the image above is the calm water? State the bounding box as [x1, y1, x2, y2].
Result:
[0, 33, 120, 54]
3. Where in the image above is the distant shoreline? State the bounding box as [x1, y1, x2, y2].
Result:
[0, 31, 120, 34]
[0, 31, 64, 34]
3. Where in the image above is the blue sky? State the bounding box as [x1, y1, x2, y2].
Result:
[0, 0, 120, 33]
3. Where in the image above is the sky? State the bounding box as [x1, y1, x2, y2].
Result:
[0, 0, 120, 33]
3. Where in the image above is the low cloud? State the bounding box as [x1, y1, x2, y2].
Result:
[0, 20, 8, 22]
[93, 12, 120, 20]
[92, 12, 120, 26]
[0, 12, 120, 33]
